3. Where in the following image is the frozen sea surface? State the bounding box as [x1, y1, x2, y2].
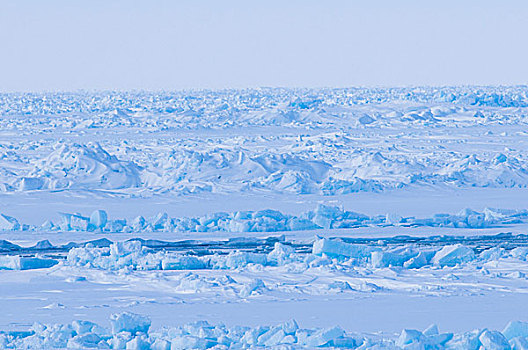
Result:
[1, 87, 528, 348]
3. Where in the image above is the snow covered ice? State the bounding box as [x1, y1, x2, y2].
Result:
[3, 87, 528, 348]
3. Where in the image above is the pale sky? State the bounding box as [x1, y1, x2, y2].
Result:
[1, 0, 527, 92]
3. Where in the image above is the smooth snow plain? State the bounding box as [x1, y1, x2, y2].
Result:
[2, 87, 528, 348]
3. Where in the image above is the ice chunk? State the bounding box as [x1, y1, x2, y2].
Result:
[371, 248, 416, 268]
[287, 217, 319, 231]
[423, 324, 439, 336]
[257, 327, 286, 346]
[504, 321, 528, 340]
[66, 333, 102, 349]
[403, 251, 431, 269]
[89, 210, 108, 230]
[40, 220, 55, 230]
[445, 329, 482, 350]
[72, 320, 99, 335]
[105, 219, 127, 232]
[125, 335, 150, 350]
[510, 337, 528, 350]
[150, 213, 168, 230]
[161, 255, 206, 270]
[110, 241, 143, 257]
[109, 332, 133, 349]
[385, 213, 403, 225]
[304, 326, 345, 347]
[432, 244, 475, 266]
[396, 329, 424, 347]
[479, 329, 510, 350]
[131, 216, 146, 231]
[170, 335, 211, 349]
[225, 252, 267, 268]
[59, 212, 90, 231]
[0, 255, 58, 270]
[480, 247, 505, 261]
[239, 279, 266, 298]
[311, 204, 344, 229]
[313, 238, 374, 259]
[281, 319, 299, 335]
[511, 247, 528, 261]
[0, 214, 20, 231]
[240, 327, 267, 345]
[427, 333, 454, 347]
[110, 312, 151, 335]
[267, 242, 295, 264]
[151, 338, 171, 350]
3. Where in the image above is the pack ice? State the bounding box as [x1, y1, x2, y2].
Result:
[1, 87, 528, 196]
[2, 87, 528, 348]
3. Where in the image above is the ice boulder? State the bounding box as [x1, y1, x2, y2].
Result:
[432, 244, 475, 267]
[503, 321, 528, 341]
[110, 312, 151, 335]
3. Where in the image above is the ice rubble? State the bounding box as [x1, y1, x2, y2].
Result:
[1, 311, 528, 349]
[60, 237, 528, 272]
[6, 143, 528, 195]
[3, 87, 528, 196]
[1, 205, 526, 234]
[22, 143, 142, 191]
